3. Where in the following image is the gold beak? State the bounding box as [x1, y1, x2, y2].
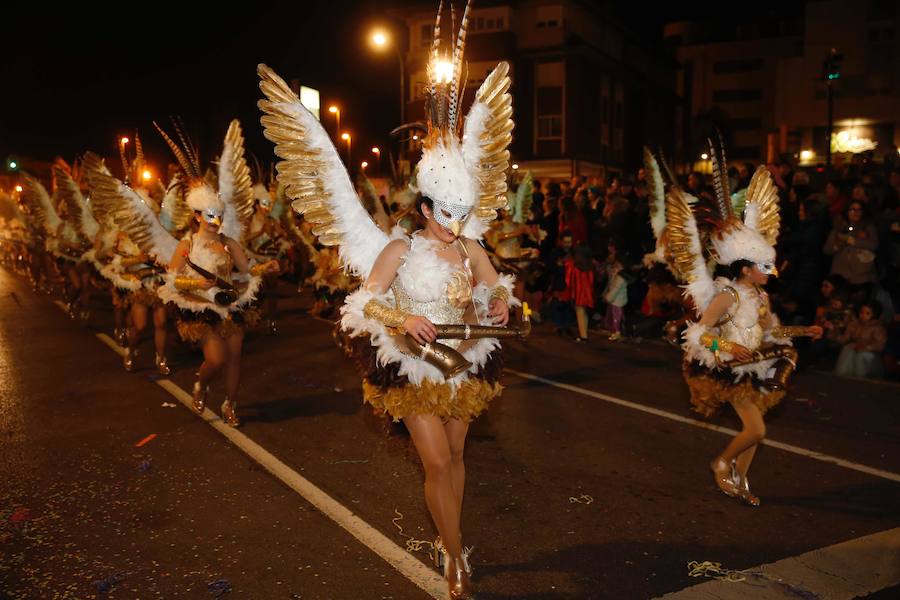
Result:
[770, 266, 779, 277]
[450, 220, 461, 237]
[211, 216, 222, 227]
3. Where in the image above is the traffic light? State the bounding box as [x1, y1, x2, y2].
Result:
[823, 50, 843, 81]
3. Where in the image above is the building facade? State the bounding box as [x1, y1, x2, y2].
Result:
[395, 1, 678, 181]
[667, 0, 900, 169]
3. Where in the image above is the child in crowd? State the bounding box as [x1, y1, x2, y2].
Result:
[602, 239, 628, 340]
[563, 244, 599, 342]
[835, 301, 887, 378]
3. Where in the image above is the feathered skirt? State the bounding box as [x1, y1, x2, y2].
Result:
[344, 332, 503, 423]
[175, 307, 261, 344]
[683, 360, 785, 417]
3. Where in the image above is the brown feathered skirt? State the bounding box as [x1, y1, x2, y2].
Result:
[683, 360, 785, 417]
[175, 307, 261, 344]
[345, 333, 503, 423]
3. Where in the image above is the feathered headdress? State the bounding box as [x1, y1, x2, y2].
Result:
[664, 137, 782, 313]
[403, 0, 514, 239]
[154, 118, 254, 240]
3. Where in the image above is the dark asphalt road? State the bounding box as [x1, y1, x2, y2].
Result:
[1, 266, 898, 599]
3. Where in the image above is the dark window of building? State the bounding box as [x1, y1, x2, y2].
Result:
[712, 88, 762, 102]
[713, 59, 764, 74]
[476, 17, 484, 30]
[486, 18, 495, 29]
[497, 17, 504, 29]
[420, 24, 433, 48]
[729, 118, 762, 131]
[536, 86, 563, 156]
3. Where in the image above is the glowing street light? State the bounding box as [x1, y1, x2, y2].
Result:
[512, 163, 519, 170]
[15, 184, 23, 193]
[142, 169, 152, 181]
[412, 135, 419, 141]
[700, 152, 709, 160]
[328, 105, 341, 139]
[361, 161, 369, 171]
[341, 132, 352, 166]
[371, 31, 387, 47]
[368, 27, 406, 126]
[800, 150, 815, 162]
[120, 136, 130, 145]
[8, 160, 17, 170]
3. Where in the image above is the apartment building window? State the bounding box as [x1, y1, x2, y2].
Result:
[713, 59, 764, 74]
[712, 88, 762, 102]
[535, 61, 564, 156]
[469, 11, 508, 33]
[419, 23, 433, 48]
[536, 87, 563, 155]
[536, 5, 562, 29]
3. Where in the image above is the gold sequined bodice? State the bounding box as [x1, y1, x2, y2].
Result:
[718, 284, 766, 351]
[188, 233, 233, 280]
[390, 235, 474, 348]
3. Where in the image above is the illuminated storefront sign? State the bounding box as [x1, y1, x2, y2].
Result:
[831, 130, 878, 154]
[300, 86, 321, 120]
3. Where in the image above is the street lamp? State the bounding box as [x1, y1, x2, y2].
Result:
[372, 147, 381, 173]
[119, 137, 131, 183]
[142, 169, 152, 181]
[369, 27, 406, 126]
[328, 105, 341, 140]
[14, 184, 23, 193]
[361, 161, 368, 172]
[341, 132, 352, 166]
[700, 152, 709, 160]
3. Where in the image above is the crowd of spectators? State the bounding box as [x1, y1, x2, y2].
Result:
[502, 152, 900, 381]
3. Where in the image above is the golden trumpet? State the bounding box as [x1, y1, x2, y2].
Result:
[402, 303, 532, 378]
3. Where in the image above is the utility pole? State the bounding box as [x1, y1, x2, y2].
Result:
[823, 48, 843, 173]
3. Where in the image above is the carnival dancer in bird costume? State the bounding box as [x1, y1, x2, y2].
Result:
[665, 141, 822, 507]
[257, 1, 528, 594]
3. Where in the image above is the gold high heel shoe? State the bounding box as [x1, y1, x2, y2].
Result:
[155, 353, 171, 376]
[710, 457, 739, 497]
[123, 347, 136, 372]
[444, 553, 474, 600]
[191, 381, 208, 413]
[221, 397, 240, 427]
[734, 474, 761, 507]
[433, 537, 473, 576]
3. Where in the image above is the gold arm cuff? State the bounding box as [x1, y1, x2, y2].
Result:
[489, 285, 510, 305]
[699, 332, 736, 354]
[363, 299, 409, 329]
[250, 260, 278, 276]
[120, 256, 146, 267]
[174, 276, 208, 291]
[770, 325, 809, 338]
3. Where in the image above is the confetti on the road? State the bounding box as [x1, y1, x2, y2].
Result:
[9, 507, 32, 523]
[391, 509, 434, 554]
[93, 572, 128, 594]
[207, 578, 232, 597]
[569, 494, 594, 505]
[135, 434, 157, 447]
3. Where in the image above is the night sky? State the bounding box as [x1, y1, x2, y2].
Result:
[2, 0, 804, 172]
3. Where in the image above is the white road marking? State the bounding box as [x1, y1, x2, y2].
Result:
[655, 527, 900, 599]
[505, 369, 900, 484]
[78, 311, 447, 598]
